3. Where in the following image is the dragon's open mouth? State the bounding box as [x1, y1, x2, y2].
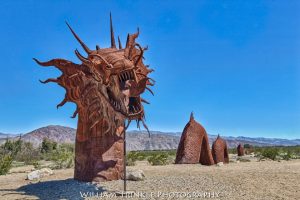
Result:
[106, 69, 143, 119]
[128, 97, 143, 117]
[118, 69, 135, 83]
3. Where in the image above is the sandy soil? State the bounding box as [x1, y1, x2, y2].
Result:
[0, 158, 299, 200]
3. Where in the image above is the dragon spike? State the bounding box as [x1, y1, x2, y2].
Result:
[39, 78, 59, 84]
[125, 28, 140, 49]
[118, 36, 122, 49]
[110, 13, 116, 48]
[190, 112, 194, 121]
[141, 118, 151, 137]
[141, 98, 150, 104]
[75, 49, 90, 64]
[71, 108, 78, 118]
[65, 21, 92, 54]
[56, 96, 68, 109]
[146, 86, 154, 96]
[125, 33, 130, 48]
[137, 119, 141, 129]
[125, 119, 131, 130]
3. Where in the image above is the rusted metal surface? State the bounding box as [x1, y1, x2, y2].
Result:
[34, 14, 154, 182]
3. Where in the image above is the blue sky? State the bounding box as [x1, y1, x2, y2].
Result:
[0, 0, 299, 139]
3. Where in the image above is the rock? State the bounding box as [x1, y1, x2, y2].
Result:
[175, 113, 214, 165]
[216, 162, 224, 167]
[126, 170, 145, 181]
[40, 168, 54, 176]
[27, 170, 41, 180]
[26, 168, 54, 180]
[212, 135, 229, 164]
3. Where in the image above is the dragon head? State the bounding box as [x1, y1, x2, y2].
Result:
[34, 14, 154, 136]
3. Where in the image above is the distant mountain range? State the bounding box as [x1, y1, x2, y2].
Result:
[0, 132, 16, 139]
[0, 125, 299, 150]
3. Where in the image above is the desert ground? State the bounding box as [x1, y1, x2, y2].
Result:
[0, 157, 299, 200]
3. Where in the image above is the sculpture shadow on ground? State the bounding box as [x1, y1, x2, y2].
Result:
[1, 178, 105, 200]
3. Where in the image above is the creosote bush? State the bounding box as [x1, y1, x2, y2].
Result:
[261, 148, 279, 160]
[0, 154, 13, 175]
[41, 138, 57, 153]
[147, 154, 169, 165]
[50, 143, 75, 169]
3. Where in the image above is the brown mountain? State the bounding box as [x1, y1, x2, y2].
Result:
[0, 125, 299, 150]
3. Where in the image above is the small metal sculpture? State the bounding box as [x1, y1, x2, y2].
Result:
[212, 135, 229, 164]
[175, 113, 215, 165]
[237, 143, 245, 156]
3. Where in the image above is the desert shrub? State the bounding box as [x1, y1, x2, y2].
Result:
[261, 148, 279, 160]
[59, 143, 75, 153]
[126, 152, 138, 166]
[280, 151, 292, 161]
[41, 138, 57, 153]
[126, 158, 136, 166]
[32, 160, 41, 169]
[2, 138, 22, 157]
[50, 144, 74, 169]
[126, 150, 176, 165]
[0, 154, 13, 175]
[228, 148, 237, 154]
[127, 151, 146, 161]
[136, 150, 176, 158]
[14, 142, 41, 165]
[147, 154, 168, 165]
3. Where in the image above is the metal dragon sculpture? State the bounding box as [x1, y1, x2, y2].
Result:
[34, 14, 154, 182]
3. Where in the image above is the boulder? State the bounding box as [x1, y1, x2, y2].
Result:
[27, 170, 40, 180]
[126, 170, 145, 181]
[175, 113, 214, 165]
[26, 168, 54, 180]
[40, 168, 54, 176]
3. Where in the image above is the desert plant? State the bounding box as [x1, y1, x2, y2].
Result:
[228, 148, 237, 154]
[41, 138, 57, 153]
[147, 154, 168, 165]
[59, 143, 75, 153]
[14, 142, 41, 165]
[0, 154, 13, 175]
[50, 148, 74, 169]
[261, 147, 279, 160]
[280, 151, 292, 161]
[126, 158, 136, 166]
[2, 138, 22, 157]
[32, 160, 41, 169]
[126, 152, 138, 166]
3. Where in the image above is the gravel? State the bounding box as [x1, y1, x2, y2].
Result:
[0, 159, 299, 199]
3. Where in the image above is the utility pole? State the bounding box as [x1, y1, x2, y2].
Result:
[123, 130, 127, 192]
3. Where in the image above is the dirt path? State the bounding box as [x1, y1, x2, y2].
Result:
[0, 160, 299, 200]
